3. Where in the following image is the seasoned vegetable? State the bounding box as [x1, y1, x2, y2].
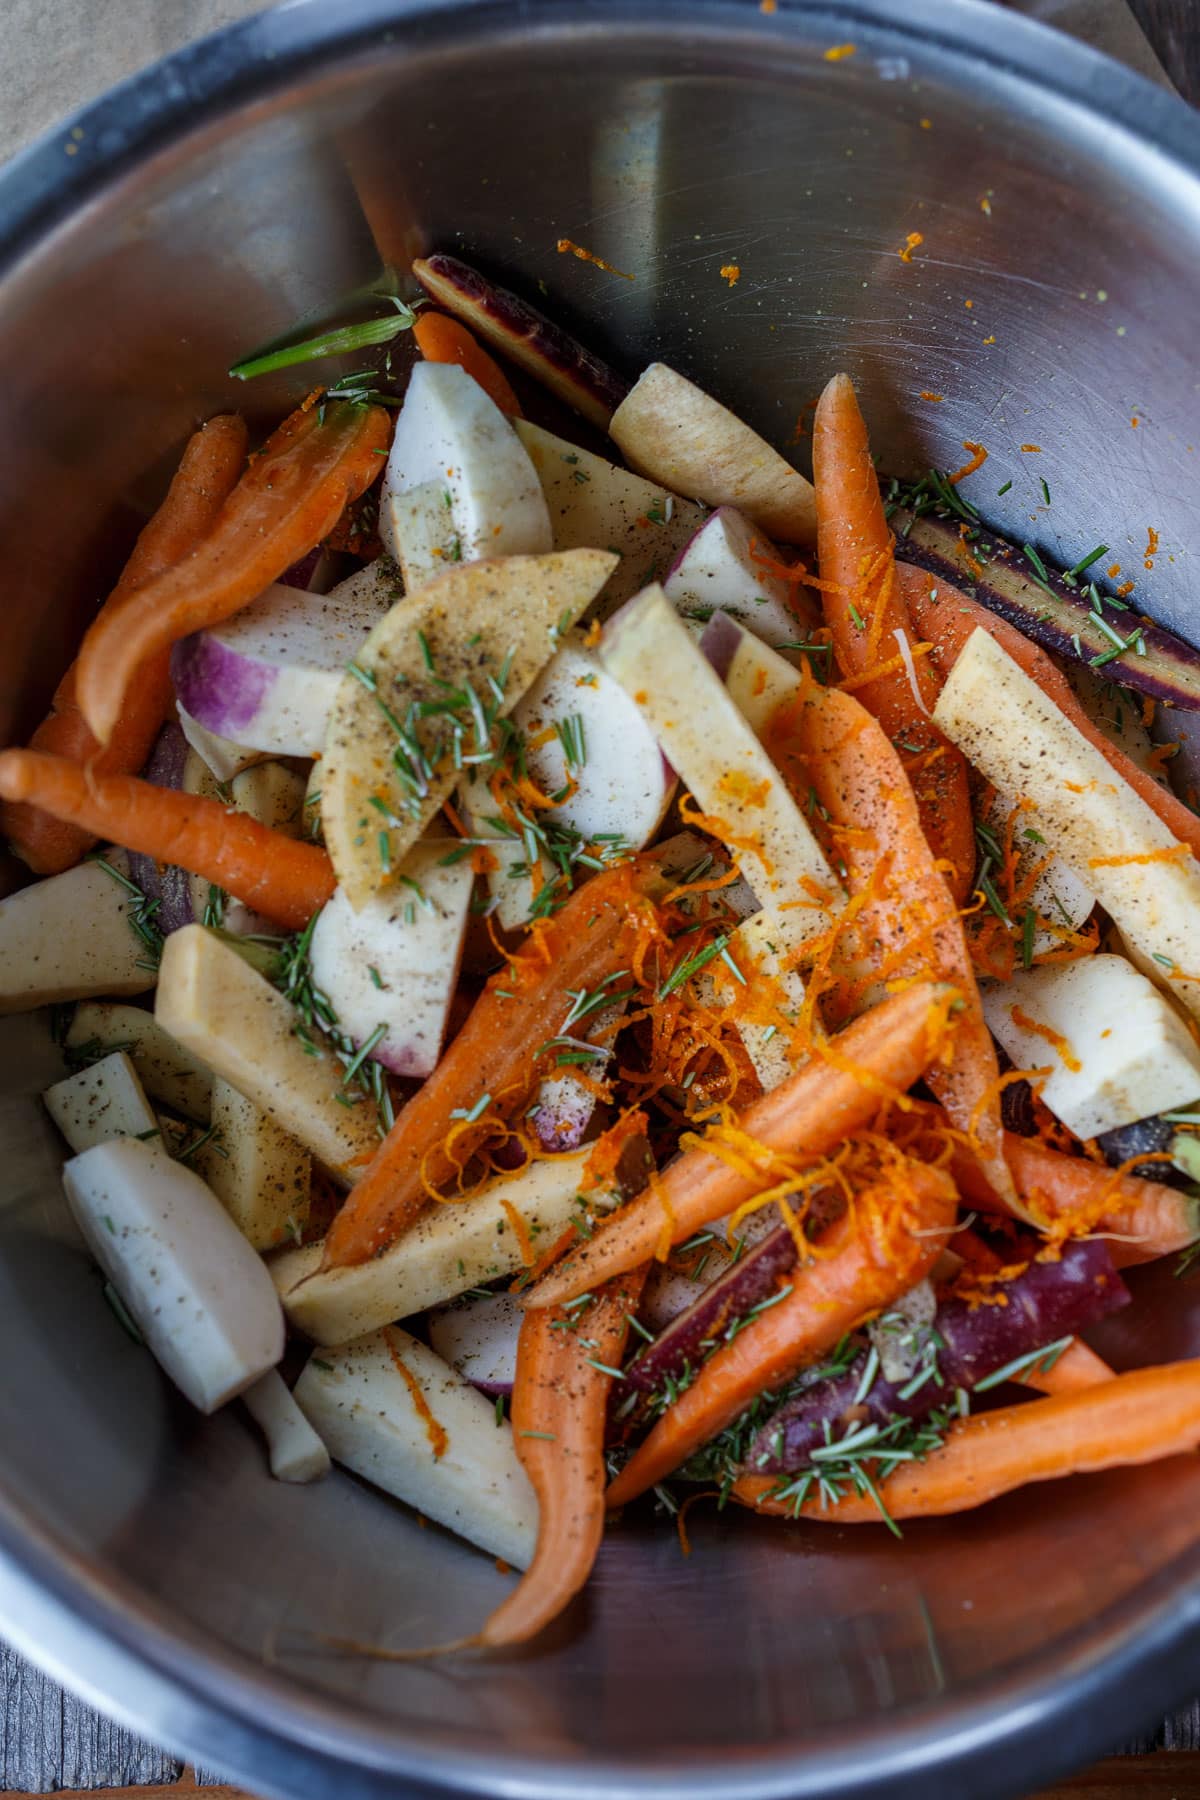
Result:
[43, 1051, 159, 1153]
[241, 1370, 331, 1484]
[195, 1078, 311, 1252]
[412, 309, 523, 416]
[664, 507, 820, 645]
[0, 851, 158, 1011]
[66, 1001, 213, 1122]
[428, 1291, 523, 1397]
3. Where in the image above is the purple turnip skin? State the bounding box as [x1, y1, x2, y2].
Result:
[621, 1224, 798, 1395]
[171, 631, 277, 738]
[743, 1239, 1130, 1476]
[698, 609, 743, 684]
[894, 511, 1200, 709]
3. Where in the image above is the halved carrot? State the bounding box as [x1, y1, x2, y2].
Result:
[413, 311, 523, 417]
[813, 373, 974, 900]
[765, 679, 1018, 1212]
[605, 1160, 958, 1507]
[733, 1359, 1200, 1521]
[2, 414, 248, 874]
[951, 1227, 1114, 1394]
[74, 398, 391, 746]
[322, 853, 676, 1269]
[0, 749, 333, 931]
[899, 562, 1200, 862]
[528, 981, 956, 1311]
[955, 1131, 1200, 1269]
[481, 1267, 644, 1646]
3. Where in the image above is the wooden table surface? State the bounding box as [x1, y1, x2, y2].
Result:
[2, 0, 1200, 1795]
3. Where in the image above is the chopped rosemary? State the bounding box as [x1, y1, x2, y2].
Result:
[973, 1335, 1071, 1393]
[229, 295, 419, 381]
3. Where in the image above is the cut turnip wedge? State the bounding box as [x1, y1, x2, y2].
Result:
[460, 627, 675, 928]
[0, 851, 157, 1012]
[379, 361, 551, 591]
[66, 1002, 213, 1122]
[308, 843, 473, 1078]
[413, 253, 631, 429]
[195, 1078, 311, 1252]
[171, 560, 398, 758]
[895, 512, 1200, 709]
[665, 508, 819, 644]
[177, 705, 268, 785]
[982, 955, 1200, 1141]
[241, 1369, 331, 1483]
[62, 1136, 284, 1413]
[155, 925, 379, 1183]
[44, 1051, 159, 1153]
[933, 627, 1200, 1022]
[428, 1290, 523, 1396]
[294, 1327, 538, 1567]
[321, 547, 616, 910]
[600, 586, 842, 954]
[268, 1152, 588, 1345]
[610, 364, 817, 546]
[514, 420, 703, 613]
[700, 610, 804, 735]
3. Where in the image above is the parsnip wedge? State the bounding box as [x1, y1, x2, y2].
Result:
[66, 1001, 213, 1122]
[0, 852, 157, 1012]
[44, 1051, 158, 1152]
[196, 1078, 311, 1252]
[933, 627, 1200, 1022]
[242, 1370, 330, 1483]
[609, 363, 817, 545]
[155, 925, 378, 1181]
[294, 1328, 538, 1567]
[322, 548, 617, 909]
[268, 1152, 587, 1346]
[600, 585, 842, 953]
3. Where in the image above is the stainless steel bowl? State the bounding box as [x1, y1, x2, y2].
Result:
[2, 4, 1200, 1796]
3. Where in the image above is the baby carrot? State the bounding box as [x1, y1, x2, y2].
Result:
[413, 311, 523, 417]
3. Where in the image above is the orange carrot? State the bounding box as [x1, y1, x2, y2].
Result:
[3, 415, 248, 874]
[899, 562, 1200, 863]
[529, 981, 956, 1311]
[766, 679, 1018, 1212]
[606, 1161, 958, 1507]
[813, 373, 974, 900]
[733, 1360, 1200, 1522]
[0, 749, 333, 931]
[75, 399, 391, 746]
[951, 1227, 1114, 1394]
[413, 311, 523, 417]
[955, 1131, 1200, 1268]
[481, 1267, 644, 1646]
[323, 854, 674, 1269]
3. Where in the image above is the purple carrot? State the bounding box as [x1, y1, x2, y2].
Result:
[743, 1238, 1129, 1476]
[129, 720, 194, 934]
[894, 509, 1200, 710]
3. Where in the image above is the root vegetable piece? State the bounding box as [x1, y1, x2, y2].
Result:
[171, 562, 396, 757]
[428, 1291, 523, 1396]
[321, 547, 616, 910]
[241, 1370, 330, 1483]
[700, 609, 803, 733]
[610, 364, 817, 546]
[63, 1136, 284, 1413]
[177, 705, 268, 784]
[379, 362, 550, 591]
[293, 1326, 539, 1566]
[309, 844, 473, 1077]
[0, 851, 157, 1012]
[268, 1153, 588, 1345]
[664, 507, 820, 644]
[195, 1077, 311, 1252]
[933, 627, 1200, 1022]
[43, 1051, 159, 1152]
[66, 1001, 213, 1122]
[154, 924, 378, 1182]
[514, 420, 703, 613]
[412, 253, 631, 430]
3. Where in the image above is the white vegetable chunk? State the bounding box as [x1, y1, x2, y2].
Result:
[980, 791, 1094, 958]
[269, 1153, 588, 1346]
[514, 418, 703, 611]
[177, 705, 267, 784]
[308, 843, 474, 1077]
[380, 362, 551, 590]
[241, 1370, 330, 1483]
[294, 1328, 538, 1567]
[460, 629, 676, 928]
[0, 851, 157, 1013]
[66, 1001, 213, 1122]
[664, 507, 819, 645]
[171, 561, 397, 757]
[44, 1052, 158, 1153]
[155, 925, 379, 1182]
[428, 1291, 523, 1395]
[609, 363, 817, 545]
[601, 585, 842, 955]
[700, 609, 803, 734]
[196, 1078, 311, 1251]
[982, 954, 1200, 1140]
[933, 627, 1200, 1022]
[62, 1137, 284, 1413]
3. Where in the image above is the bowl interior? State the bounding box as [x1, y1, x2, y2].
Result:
[2, 5, 1200, 1796]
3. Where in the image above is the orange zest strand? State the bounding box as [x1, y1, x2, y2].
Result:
[1008, 1005, 1082, 1072]
[501, 1199, 536, 1268]
[1087, 845, 1191, 868]
[948, 440, 988, 485]
[899, 234, 925, 263]
[385, 1331, 449, 1460]
[556, 239, 634, 281]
